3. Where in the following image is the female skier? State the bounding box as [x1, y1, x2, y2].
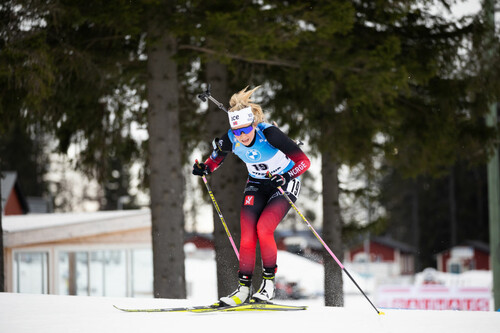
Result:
[192, 86, 311, 305]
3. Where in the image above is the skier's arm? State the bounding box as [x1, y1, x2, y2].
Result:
[204, 133, 232, 173]
[263, 126, 311, 179]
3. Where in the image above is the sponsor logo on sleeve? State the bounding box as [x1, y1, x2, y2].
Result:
[288, 161, 308, 177]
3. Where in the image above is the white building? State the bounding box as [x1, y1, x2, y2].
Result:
[2, 209, 154, 297]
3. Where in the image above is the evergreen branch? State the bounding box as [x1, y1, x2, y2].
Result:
[178, 44, 299, 68]
[84, 35, 129, 50]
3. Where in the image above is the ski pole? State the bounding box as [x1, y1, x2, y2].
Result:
[268, 173, 384, 315]
[196, 159, 239, 259]
[197, 84, 229, 113]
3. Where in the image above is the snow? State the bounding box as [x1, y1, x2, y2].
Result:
[3, 209, 149, 233]
[1, 292, 499, 333]
[2, 249, 499, 332]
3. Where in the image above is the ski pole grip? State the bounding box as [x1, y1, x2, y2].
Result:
[195, 159, 204, 171]
[197, 84, 212, 102]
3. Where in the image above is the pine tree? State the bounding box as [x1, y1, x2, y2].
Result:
[146, 5, 186, 298]
[0, 0, 188, 298]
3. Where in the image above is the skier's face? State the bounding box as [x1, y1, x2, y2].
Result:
[232, 123, 256, 146]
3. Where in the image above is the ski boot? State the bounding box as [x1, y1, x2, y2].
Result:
[252, 266, 276, 303]
[220, 273, 251, 306]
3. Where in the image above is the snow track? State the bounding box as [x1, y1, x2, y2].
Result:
[1, 293, 499, 333]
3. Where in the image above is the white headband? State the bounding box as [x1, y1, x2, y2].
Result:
[228, 107, 254, 128]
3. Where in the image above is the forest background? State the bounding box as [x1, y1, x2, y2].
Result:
[1, 0, 499, 307]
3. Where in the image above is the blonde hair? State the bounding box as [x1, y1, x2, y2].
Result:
[229, 86, 265, 124]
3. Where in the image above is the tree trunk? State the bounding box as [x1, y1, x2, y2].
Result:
[449, 167, 457, 247]
[147, 22, 186, 299]
[321, 151, 344, 307]
[0, 167, 4, 292]
[204, 62, 244, 297]
[411, 178, 421, 272]
[474, 168, 485, 230]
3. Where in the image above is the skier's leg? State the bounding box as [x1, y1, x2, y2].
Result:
[253, 178, 301, 301]
[238, 188, 268, 275]
[220, 184, 267, 305]
[258, 178, 300, 270]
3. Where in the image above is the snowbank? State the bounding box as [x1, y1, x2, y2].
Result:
[415, 267, 492, 287]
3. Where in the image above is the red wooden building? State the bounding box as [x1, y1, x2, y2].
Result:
[184, 234, 215, 249]
[1, 172, 29, 216]
[435, 241, 490, 273]
[345, 236, 416, 275]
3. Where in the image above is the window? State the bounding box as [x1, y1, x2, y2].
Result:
[57, 248, 153, 297]
[89, 250, 127, 297]
[353, 252, 369, 263]
[58, 252, 89, 295]
[13, 252, 49, 294]
[131, 249, 153, 297]
[448, 260, 462, 274]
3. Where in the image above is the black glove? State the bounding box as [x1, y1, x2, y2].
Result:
[269, 173, 290, 188]
[192, 162, 209, 176]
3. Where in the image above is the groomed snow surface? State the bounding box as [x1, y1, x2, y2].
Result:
[1, 292, 500, 333]
[1, 249, 499, 333]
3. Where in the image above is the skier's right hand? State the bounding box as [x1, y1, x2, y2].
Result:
[192, 161, 210, 176]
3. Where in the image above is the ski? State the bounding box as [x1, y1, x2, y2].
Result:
[113, 303, 222, 313]
[113, 301, 307, 313]
[194, 301, 307, 313]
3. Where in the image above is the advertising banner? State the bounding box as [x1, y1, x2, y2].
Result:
[377, 285, 491, 311]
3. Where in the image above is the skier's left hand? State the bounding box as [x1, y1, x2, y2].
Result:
[269, 173, 290, 188]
